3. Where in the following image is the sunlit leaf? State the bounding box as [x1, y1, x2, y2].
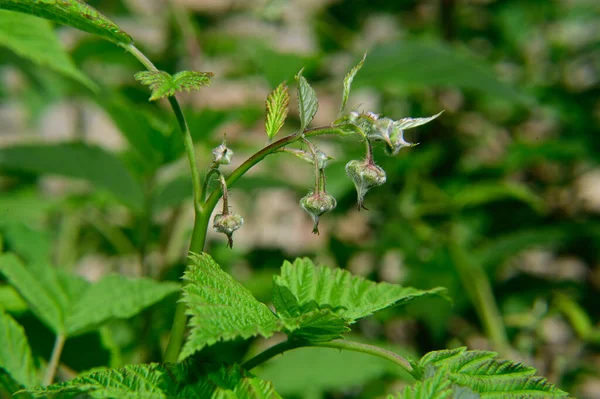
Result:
[265, 82, 289, 140]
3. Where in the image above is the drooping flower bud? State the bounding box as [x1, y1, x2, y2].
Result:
[213, 213, 244, 247]
[345, 159, 386, 209]
[212, 140, 234, 165]
[300, 191, 337, 234]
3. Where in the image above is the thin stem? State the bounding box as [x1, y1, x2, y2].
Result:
[365, 137, 374, 164]
[301, 137, 320, 193]
[242, 339, 414, 378]
[44, 333, 66, 386]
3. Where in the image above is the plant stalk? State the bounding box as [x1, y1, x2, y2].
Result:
[242, 339, 414, 377]
[44, 333, 66, 386]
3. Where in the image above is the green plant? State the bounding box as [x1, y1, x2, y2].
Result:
[0, 1, 573, 398]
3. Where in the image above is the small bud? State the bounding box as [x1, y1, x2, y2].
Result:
[212, 140, 234, 165]
[345, 160, 386, 209]
[213, 213, 244, 247]
[300, 191, 337, 234]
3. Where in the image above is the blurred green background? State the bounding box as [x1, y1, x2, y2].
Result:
[1, 0, 599, 398]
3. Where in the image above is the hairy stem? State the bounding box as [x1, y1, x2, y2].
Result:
[301, 137, 320, 193]
[243, 339, 414, 377]
[44, 333, 66, 386]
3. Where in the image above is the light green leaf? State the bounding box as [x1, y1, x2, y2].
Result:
[359, 40, 531, 104]
[0, 285, 28, 314]
[265, 81, 289, 140]
[394, 111, 444, 130]
[135, 70, 213, 101]
[390, 369, 452, 399]
[0, 10, 95, 90]
[413, 348, 568, 398]
[0, 0, 133, 45]
[65, 275, 179, 336]
[179, 253, 281, 361]
[0, 142, 144, 211]
[295, 69, 318, 130]
[0, 253, 78, 333]
[24, 363, 282, 399]
[273, 258, 448, 322]
[0, 308, 38, 389]
[340, 52, 366, 114]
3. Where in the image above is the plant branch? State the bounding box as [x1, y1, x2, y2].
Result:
[242, 338, 414, 378]
[44, 333, 66, 386]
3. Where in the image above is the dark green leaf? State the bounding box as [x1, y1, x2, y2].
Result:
[295, 69, 318, 130]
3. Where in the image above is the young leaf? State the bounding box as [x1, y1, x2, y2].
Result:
[0, 10, 96, 90]
[135, 70, 213, 101]
[179, 253, 281, 361]
[24, 363, 281, 398]
[0, 142, 144, 211]
[0, 0, 133, 45]
[295, 68, 318, 130]
[390, 368, 452, 399]
[265, 82, 290, 140]
[0, 309, 39, 389]
[273, 258, 448, 322]
[65, 275, 179, 336]
[411, 348, 568, 398]
[340, 52, 366, 114]
[394, 111, 444, 131]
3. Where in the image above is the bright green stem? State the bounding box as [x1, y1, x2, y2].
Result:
[44, 333, 66, 386]
[449, 233, 510, 355]
[242, 339, 414, 377]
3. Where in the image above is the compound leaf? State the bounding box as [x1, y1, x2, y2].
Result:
[66, 275, 180, 336]
[411, 348, 568, 398]
[273, 258, 447, 322]
[0, 308, 38, 389]
[0, 0, 133, 45]
[295, 69, 318, 130]
[340, 52, 366, 114]
[135, 70, 213, 101]
[24, 363, 281, 399]
[0, 10, 95, 90]
[265, 82, 290, 140]
[179, 253, 281, 361]
[0, 142, 144, 211]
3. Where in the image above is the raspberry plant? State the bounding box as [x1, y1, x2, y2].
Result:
[0, 1, 570, 398]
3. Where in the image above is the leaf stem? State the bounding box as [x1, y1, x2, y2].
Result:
[44, 333, 66, 386]
[242, 339, 415, 377]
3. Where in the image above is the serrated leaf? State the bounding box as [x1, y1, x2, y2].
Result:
[135, 70, 213, 101]
[340, 52, 366, 114]
[0, 254, 180, 337]
[414, 348, 568, 398]
[273, 258, 448, 322]
[0, 0, 133, 45]
[0, 308, 38, 388]
[265, 82, 289, 140]
[65, 275, 179, 336]
[179, 253, 281, 361]
[295, 69, 318, 130]
[283, 308, 350, 342]
[0, 10, 96, 90]
[24, 362, 281, 398]
[0, 142, 144, 211]
[390, 370, 452, 399]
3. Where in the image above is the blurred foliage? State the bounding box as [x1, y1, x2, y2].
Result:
[1, 0, 599, 398]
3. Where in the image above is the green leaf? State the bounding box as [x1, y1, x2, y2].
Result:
[0, 10, 96, 90]
[65, 275, 179, 336]
[0, 308, 38, 389]
[265, 82, 290, 140]
[135, 70, 214, 101]
[179, 253, 281, 361]
[273, 258, 448, 322]
[24, 363, 282, 398]
[0, 142, 144, 211]
[0, 254, 179, 337]
[390, 369, 452, 399]
[340, 52, 366, 114]
[283, 309, 349, 342]
[358, 40, 531, 105]
[0, 0, 133, 45]
[412, 348, 569, 398]
[295, 69, 318, 130]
